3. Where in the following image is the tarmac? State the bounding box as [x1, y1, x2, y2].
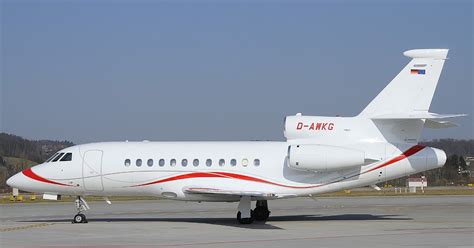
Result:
[1, 195, 473, 248]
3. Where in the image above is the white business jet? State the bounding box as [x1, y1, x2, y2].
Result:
[7, 49, 463, 224]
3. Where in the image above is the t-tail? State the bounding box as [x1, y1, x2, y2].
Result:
[358, 49, 465, 143]
[284, 49, 465, 144]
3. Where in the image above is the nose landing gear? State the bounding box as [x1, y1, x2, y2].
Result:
[72, 196, 89, 224]
[73, 213, 87, 223]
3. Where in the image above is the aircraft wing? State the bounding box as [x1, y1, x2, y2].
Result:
[183, 186, 296, 198]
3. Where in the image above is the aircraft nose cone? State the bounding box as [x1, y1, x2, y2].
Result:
[6, 172, 24, 189]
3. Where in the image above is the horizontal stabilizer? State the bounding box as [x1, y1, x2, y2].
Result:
[403, 49, 449, 59]
[372, 112, 466, 120]
[424, 119, 459, 129]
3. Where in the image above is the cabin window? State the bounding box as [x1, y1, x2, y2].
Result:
[159, 159, 165, 167]
[60, 153, 72, 162]
[242, 158, 248, 167]
[182, 159, 188, 167]
[136, 159, 142, 167]
[219, 159, 225, 166]
[124, 159, 131, 167]
[147, 159, 153, 167]
[230, 159, 237, 167]
[206, 159, 212, 167]
[52, 153, 65, 162]
[254, 159, 260, 167]
[193, 159, 199, 167]
[170, 159, 176, 167]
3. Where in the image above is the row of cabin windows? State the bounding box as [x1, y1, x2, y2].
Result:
[46, 152, 73, 162]
[124, 158, 260, 168]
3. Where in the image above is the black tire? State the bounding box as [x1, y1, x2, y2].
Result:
[237, 211, 254, 224]
[73, 214, 87, 223]
[253, 207, 270, 221]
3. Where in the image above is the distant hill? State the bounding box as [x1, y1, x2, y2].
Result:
[0, 133, 73, 163]
[0, 133, 74, 189]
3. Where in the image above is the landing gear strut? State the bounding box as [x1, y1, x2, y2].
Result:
[237, 196, 253, 224]
[72, 196, 89, 224]
[253, 200, 270, 222]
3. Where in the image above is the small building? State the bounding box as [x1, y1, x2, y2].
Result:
[407, 176, 427, 193]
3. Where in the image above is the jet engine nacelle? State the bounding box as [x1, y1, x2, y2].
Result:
[288, 144, 366, 172]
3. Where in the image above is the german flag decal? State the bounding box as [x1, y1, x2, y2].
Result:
[411, 69, 426, 75]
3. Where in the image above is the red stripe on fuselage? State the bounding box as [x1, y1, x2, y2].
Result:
[133, 171, 318, 189]
[133, 172, 225, 187]
[213, 172, 317, 189]
[363, 145, 425, 174]
[131, 145, 426, 188]
[22, 168, 73, 187]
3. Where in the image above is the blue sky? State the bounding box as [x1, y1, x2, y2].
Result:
[1, 0, 472, 144]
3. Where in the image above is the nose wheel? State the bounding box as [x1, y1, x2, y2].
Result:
[73, 213, 87, 223]
[72, 196, 89, 224]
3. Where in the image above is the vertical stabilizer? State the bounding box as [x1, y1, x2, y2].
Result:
[360, 49, 448, 117]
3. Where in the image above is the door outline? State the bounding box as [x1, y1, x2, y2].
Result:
[82, 150, 104, 191]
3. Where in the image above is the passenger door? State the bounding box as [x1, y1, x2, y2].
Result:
[82, 150, 104, 191]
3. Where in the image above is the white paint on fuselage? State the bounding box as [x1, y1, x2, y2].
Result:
[12, 141, 445, 201]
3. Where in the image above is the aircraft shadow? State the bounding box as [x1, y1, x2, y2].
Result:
[20, 214, 411, 230]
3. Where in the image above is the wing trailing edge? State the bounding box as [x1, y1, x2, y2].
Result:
[183, 186, 296, 198]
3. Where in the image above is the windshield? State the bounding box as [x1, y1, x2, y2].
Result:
[51, 153, 65, 162]
[45, 153, 59, 162]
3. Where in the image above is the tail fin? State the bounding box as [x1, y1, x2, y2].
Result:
[360, 49, 448, 117]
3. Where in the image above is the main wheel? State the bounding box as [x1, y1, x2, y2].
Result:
[73, 213, 87, 223]
[237, 211, 254, 224]
[253, 206, 270, 221]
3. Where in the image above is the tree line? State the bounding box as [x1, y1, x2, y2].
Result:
[0, 133, 473, 188]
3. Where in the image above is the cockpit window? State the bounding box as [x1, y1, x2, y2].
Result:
[46, 153, 59, 162]
[52, 153, 65, 162]
[60, 153, 72, 161]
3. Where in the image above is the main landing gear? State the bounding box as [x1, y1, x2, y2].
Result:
[253, 200, 271, 221]
[72, 196, 89, 224]
[236, 197, 271, 224]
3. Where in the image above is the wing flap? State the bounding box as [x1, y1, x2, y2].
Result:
[184, 187, 268, 197]
[183, 186, 295, 198]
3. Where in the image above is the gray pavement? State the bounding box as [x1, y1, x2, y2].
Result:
[1, 196, 473, 247]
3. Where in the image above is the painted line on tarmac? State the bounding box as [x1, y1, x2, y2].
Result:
[0, 223, 54, 232]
